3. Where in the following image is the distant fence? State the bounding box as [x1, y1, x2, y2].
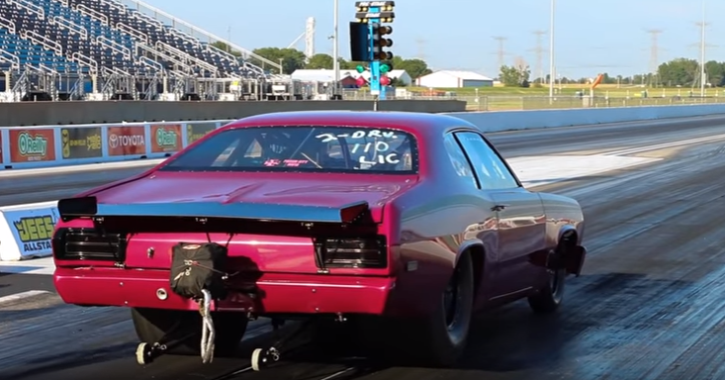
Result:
[340, 91, 725, 112]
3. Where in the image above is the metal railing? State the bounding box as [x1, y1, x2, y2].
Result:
[114, 0, 282, 73]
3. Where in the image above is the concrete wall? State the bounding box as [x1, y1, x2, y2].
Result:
[448, 104, 725, 132]
[0, 100, 467, 127]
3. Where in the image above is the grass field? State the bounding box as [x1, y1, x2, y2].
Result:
[404, 83, 725, 98]
[358, 84, 725, 111]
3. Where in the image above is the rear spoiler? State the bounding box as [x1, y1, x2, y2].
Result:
[57, 196, 371, 224]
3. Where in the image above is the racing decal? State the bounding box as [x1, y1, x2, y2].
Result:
[7, 209, 59, 256]
[316, 130, 403, 167]
[150, 124, 182, 153]
[186, 122, 216, 145]
[263, 159, 309, 167]
[315, 130, 397, 143]
[9, 129, 56, 162]
[61, 127, 102, 159]
[107, 126, 146, 156]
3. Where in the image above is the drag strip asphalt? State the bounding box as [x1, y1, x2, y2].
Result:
[5, 116, 725, 379]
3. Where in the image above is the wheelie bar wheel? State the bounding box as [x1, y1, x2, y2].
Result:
[251, 347, 280, 371]
[136, 342, 167, 365]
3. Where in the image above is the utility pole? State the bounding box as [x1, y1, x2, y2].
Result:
[699, 1, 706, 97]
[548, 0, 556, 98]
[416, 37, 426, 61]
[531, 30, 546, 84]
[492, 36, 507, 71]
[646, 29, 662, 86]
[332, 0, 339, 96]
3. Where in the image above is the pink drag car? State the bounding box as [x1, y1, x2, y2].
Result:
[52, 111, 586, 370]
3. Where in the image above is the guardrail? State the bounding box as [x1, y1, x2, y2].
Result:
[448, 103, 725, 132]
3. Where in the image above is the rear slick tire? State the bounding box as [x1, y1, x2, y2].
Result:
[393, 253, 475, 367]
[131, 308, 248, 356]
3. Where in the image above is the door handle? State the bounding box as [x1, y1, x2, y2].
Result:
[491, 204, 509, 212]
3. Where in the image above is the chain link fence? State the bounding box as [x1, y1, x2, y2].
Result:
[340, 90, 725, 112]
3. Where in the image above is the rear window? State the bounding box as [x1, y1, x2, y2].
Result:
[159, 126, 418, 174]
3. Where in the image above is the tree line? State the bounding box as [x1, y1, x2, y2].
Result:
[499, 57, 725, 88]
[211, 42, 432, 83]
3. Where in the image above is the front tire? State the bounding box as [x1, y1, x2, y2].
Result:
[131, 308, 248, 356]
[528, 250, 566, 313]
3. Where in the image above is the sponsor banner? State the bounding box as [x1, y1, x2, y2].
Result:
[151, 124, 182, 153]
[61, 126, 103, 159]
[107, 125, 146, 156]
[5, 207, 59, 258]
[9, 129, 56, 162]
[186, 122, 217, 144]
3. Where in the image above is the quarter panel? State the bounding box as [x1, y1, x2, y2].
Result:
[538, 192, 585, 249]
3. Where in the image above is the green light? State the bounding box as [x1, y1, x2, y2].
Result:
[380, 64, 390, 73]
[356, 65, 365, 73]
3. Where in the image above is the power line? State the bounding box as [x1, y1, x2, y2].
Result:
[645, 29, 662, 87]
[492, 36, 507, 70]
[530, 30, 546, 83]
[645, 29, 662, 74]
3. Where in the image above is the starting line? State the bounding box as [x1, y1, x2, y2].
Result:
[0, 154, 661, 273]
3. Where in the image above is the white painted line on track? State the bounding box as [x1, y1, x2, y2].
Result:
[0, 290, 52, 304]
[604, 133, 725, 156]
[0, 257, 55, 274]
[508, 155, 661, 188]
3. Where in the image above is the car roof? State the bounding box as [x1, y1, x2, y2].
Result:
[223, 110, 479, 139]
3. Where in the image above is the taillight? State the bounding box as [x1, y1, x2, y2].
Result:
[52, 227, 127, 262]
[314, 236, 387, 269]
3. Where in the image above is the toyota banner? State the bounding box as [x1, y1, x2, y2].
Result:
[107, 126, 146, 156]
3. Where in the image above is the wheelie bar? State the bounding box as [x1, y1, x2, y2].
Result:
[250, 319, 311, 371]
[136, 329, 198, 365]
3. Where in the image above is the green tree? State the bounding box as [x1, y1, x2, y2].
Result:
[305, 54, 360, 71]
[306, 53, 334, 69]
[704, 60, 725, 87]
[251, 47, 307, 74]
[390, 57, 431, 79]
[209, 41, 241, 57]
[499, 58, 531, 87]
[657, 58, 699, 87]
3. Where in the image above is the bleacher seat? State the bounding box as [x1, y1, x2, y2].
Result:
[0, 3, 79, 72]
[0, 0, 264, 79]
[67, 0, 255, 77]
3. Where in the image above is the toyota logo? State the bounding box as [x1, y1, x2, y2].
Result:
[109, 134, 119, 148]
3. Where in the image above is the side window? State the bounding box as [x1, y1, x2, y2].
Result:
[443, 133, 478, 188]
[454, 132, 519, 190]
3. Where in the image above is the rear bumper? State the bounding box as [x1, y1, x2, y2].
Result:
[54, 267, 396, 315]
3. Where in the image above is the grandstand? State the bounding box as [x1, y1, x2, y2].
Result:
[0, 0, 294, 101]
